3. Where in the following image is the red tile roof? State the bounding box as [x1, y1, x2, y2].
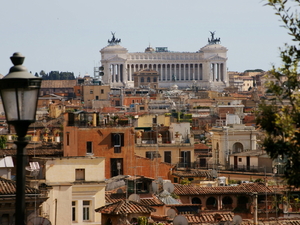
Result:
[194, 143, 210, 150]
[174, 183, 273, 195]
[95, 200, 156, 214]
[0, 177, 40, 195]
[185, 212, 234, 223]
[0, 148, 63, 156]
[106, 192, 164, 206]
[172, 169, 213, 178]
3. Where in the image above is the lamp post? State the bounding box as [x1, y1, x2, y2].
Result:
[0, 52, 42, 225]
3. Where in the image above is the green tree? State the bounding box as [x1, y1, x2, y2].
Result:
[256, 0, 300, 187]
[0, 135, 7, 149]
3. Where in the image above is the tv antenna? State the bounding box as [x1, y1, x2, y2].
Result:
[173, 215, 188, 225]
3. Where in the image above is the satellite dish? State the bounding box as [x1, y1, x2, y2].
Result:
[157, 177, 163, 184]
[25, 162, 40, 177]
[173, 215, 188, 225]
[128, 194, 140, 203]
[232, 215, 242, 225]
[152, 181, 158, 194]
[211, 169, 218, 178]
[27, 217, 51, 225]
[117, 188, 123, 194]
[167, 208, 176, 219]
[163, 182, 174, 193]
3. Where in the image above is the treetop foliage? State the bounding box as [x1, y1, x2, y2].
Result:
[39, 70, 75, 80]
[256, 0, 300, 187]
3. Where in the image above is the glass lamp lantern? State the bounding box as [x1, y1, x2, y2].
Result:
[0, 52, 42, 135]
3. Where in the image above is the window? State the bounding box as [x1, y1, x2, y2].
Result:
[112, 133, 124, 153]
[164, 151, 171, 163]
[86, 141, 92, 154]
[147, 77, 151, 82]
[75, 169, 85, 181]
[153, 77, 157, 82]
[83, 201, 90, 221]
[101, 89, 104, 94]
[141, 77, 144, 82]
[146, 151, 160, 159]
[180, 151, 191, 168]
[95, 96, 99, 100]
[152, 117, 157, 124]
[66, 132, 70, 146]
[90, 89, 93, 94]
[72, 201, 76, 221]
[239, 158, 242, 162]
[77, 89, 80, 94]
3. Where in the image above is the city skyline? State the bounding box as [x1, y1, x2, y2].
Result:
[0, 0, 294, 77]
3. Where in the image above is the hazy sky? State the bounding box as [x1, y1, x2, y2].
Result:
[0, 0, 294, 77]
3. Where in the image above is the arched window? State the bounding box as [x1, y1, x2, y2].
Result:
[206, 197, 218, 210]
[222, 196, 233, 209]
[237, 196, 248, 209]
[147, 77, 151, 82]
[130, 218, 138, 224]
[141, 77, 144, 82]
[192, 197, 201, 204]
[153, 77, 157, 82]
[233, 142, 243, 153]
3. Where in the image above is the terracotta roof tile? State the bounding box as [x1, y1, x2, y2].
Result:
[174, 182, 273, 195]
[0, 177, 40, 195]
[0, 148, 63, 156]
[106, 192, 164, 206]
[172, 169, 213, 178]
[185, 212, 234, 223]
[194, 143, 210, 150]
[95, 200, 156, 214]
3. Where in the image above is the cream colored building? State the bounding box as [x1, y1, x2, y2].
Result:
[241, 76, 254, 91]
[33, 156, 106, 225]
[211, 115, 258, 168]
[99, 32, 229, 91]
[136, 113, 170, 127]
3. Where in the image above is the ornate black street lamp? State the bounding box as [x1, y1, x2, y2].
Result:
[0, 52, 42, 225]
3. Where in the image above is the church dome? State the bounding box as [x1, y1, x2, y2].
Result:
[145, 45, 155, 53]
